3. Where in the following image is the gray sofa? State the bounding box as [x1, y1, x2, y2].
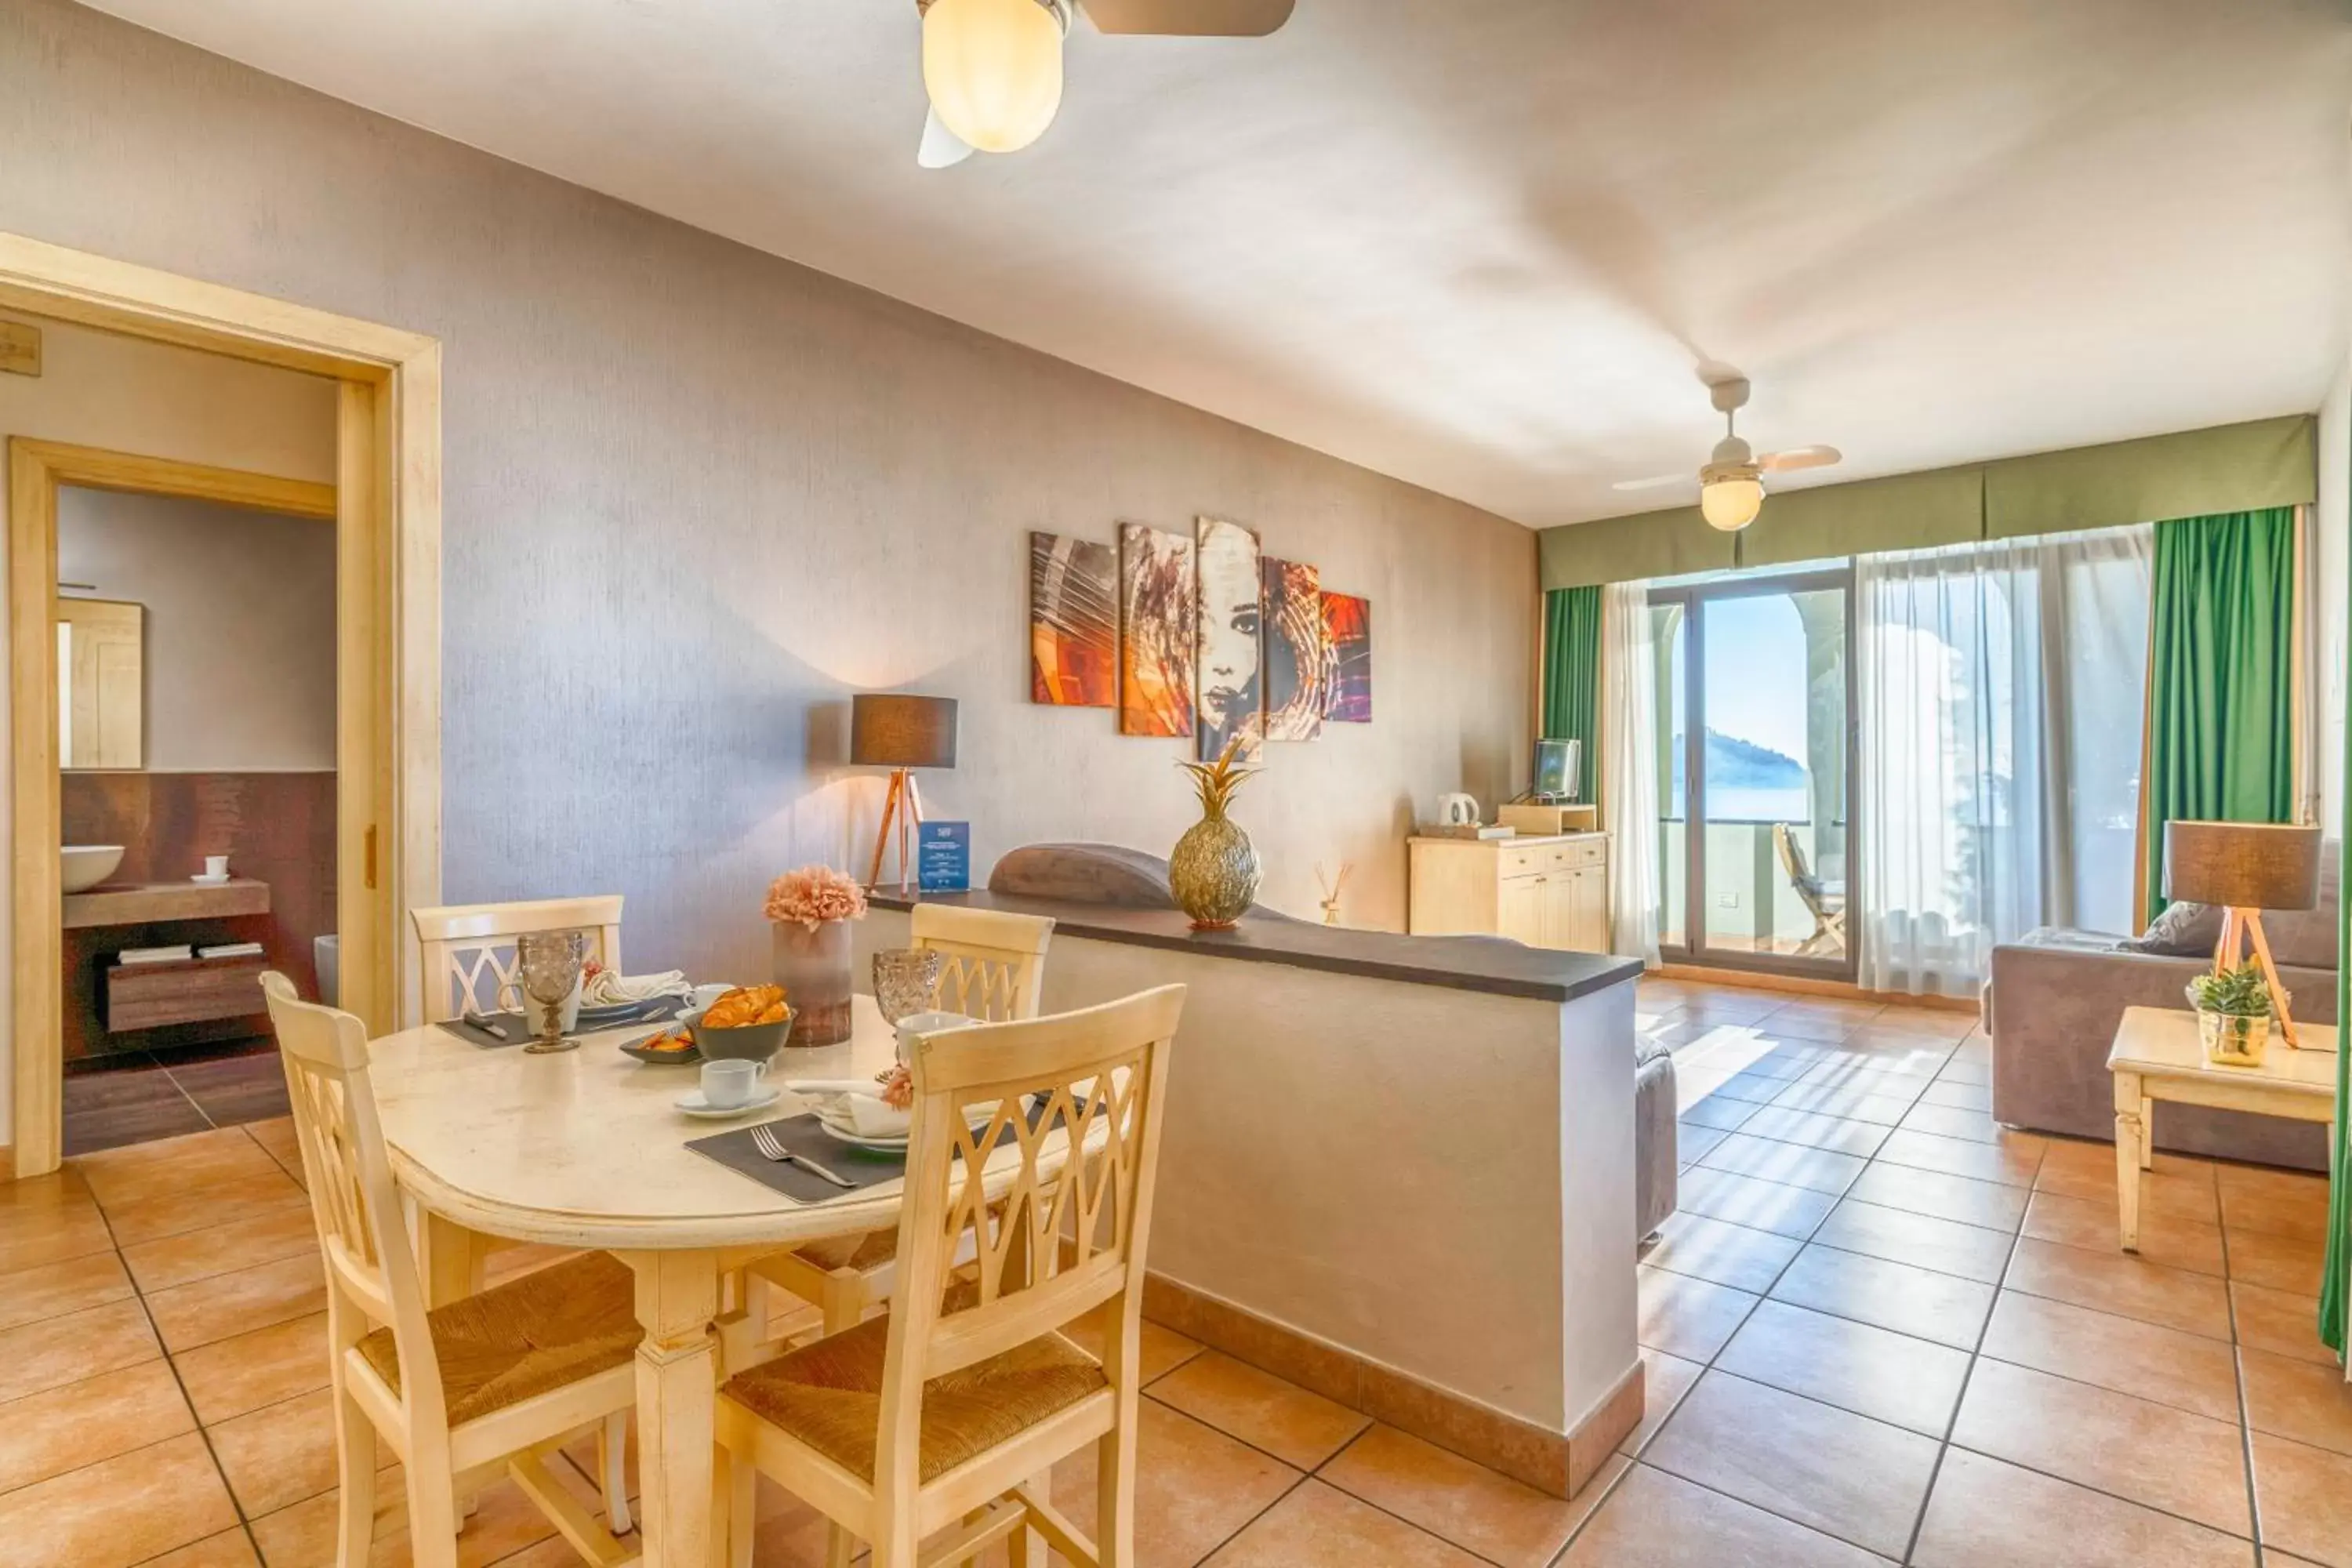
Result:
[992, 842, 1678, 1237]
[1984, 852, 2337, 1172]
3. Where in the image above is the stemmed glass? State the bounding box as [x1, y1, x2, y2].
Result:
[517, 931, 586, 1054]
[872, 949, 946, 1027]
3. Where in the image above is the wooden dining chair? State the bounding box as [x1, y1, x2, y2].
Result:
[260, 972, 643, 1567]
[911, 903, 1055, 1022]
[409, 895, 626, 1023]
[717, 983, 1185, 1568]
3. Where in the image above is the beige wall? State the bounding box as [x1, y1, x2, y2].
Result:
[58, 488, 338, 772]
[2319, 362, 2347, 833]
[0, 0, 1537, 1104]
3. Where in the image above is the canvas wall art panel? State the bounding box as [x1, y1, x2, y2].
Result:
[1118, 522, 1197, 737]
[1260, 556, 1330, 741]
[1194, 516, 1263, 762]
[1028, 531, 1116, 707]
[1323, 591, 1372, 722]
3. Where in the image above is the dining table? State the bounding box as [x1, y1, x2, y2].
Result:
[368, 992, 919, 1568]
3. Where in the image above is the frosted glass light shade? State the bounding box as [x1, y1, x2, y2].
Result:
[923, 0, 1064, 154]
[1700, 476, 1764, 532]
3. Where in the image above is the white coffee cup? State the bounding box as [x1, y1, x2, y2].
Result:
[700, 1058, 767, 1109]
[204, 855, 230, 878]
[893, 1010, 980, 1068]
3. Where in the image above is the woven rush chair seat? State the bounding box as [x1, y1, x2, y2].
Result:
[723, 1305, 1105, 1484]
[789, 1228, 902, 1274]
[358, 1252, 644, 1425]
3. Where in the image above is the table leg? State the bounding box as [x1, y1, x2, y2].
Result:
[2113, 1072, 2145, 1252]
[625, 1250, 721, 1568]
[419, 1212, 485, 1308]
[2140, 1097, 2154, 1171]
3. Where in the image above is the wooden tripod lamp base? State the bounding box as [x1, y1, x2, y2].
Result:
[2163, 819, 2326, 1052]
[866, 768, 924, 891]
[849, 692, 958, 893]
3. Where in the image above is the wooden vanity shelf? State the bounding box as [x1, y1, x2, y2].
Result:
[104, 956, 268, 1033]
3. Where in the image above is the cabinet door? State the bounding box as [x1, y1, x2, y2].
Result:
[1569, 866, 1611, 952]
[1497, 875, 1546, 946]
[1541, 873, 1580, 950]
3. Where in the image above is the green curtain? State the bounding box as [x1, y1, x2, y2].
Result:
[2141, 508, 2296, 926]
[1542, 586, 1602, 802]
[2325, 535, 2351, 1359]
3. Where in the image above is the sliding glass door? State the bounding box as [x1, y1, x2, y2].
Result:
[1650, 570, 1858, 979]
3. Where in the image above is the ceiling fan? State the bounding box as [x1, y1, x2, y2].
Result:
[914, 0, 1297, 169]
[1611, 376, 1842, 532]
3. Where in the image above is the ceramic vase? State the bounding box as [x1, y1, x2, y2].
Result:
[1171, 809, 1261, 931]
[773, 919, 854, 1045]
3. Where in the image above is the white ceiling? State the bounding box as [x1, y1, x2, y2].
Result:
[76, 0, 2352, 528]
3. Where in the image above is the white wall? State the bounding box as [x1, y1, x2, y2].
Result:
[2318, 361, 2348, 833]
[57, 488, 338, 772]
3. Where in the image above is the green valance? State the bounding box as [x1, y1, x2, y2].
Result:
[1539, 413, 2316, 590]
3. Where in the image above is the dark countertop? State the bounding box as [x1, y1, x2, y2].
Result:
[869, 890, 1642, 1004]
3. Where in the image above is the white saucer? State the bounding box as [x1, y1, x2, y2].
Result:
[675, 1087, 780, 1120]
[190, 873, 230, 884]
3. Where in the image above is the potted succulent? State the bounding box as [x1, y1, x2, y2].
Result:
[2186, 962, 2276, 1067]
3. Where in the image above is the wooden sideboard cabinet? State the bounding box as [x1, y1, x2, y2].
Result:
[1408, 833, 1612, 953]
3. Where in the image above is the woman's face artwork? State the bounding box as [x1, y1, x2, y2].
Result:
[1195, 518, 1262, 761]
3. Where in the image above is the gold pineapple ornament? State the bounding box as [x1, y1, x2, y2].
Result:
[1170, 732, 1263, 931]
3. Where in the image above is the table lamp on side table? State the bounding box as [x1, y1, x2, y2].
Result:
[2162, 819, 2325, 1048]
[851, 693, 958, 891]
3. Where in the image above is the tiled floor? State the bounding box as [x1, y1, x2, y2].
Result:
[2, 975, 2345, 1566]
[62, 1037, 291, 1156]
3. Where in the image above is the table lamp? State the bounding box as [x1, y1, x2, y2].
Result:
[851, 693, 958, 890]
[2162, 820, 2323, 1048]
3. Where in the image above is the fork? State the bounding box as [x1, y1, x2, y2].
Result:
[749, 1124, 853, 1189]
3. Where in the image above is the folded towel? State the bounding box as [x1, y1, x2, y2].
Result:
[119, 945, 193, 964]
[582, 967, 694, 1006]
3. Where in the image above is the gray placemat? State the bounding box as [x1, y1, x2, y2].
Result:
[436, 996, 683, 1049]
[688, 1098, 1065, 1204]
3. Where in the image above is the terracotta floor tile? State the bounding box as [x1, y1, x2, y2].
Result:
[1797, 1057, 1940, 1095]
[1148, 1351, 1369, 1469]
[2036, 1158, 2219, 1225]
[1766, 1083, 1920, 1126]
[2226, 1225, 2325, 1295]
[1811, 1197, 2015, 1286]
[1200, 1476, 1479, 1566]
[1716, 1298, 1969, 1435]
[1320, 1425, 1611, 1568]
[1712, 1069, 1806, 1105]
[2022, 1188, 2226, 1276]
[1867, 1006, 1979, 1041]
[1978, 1290, 2241, 1423]
[1918, 1078, 1992, 1112]
[243, 1116, 304, 1171]
[1676, 994, 1784, 1027]
[1875, 1127, 2045, 1189]
[0, 1204, 114, 1275]
[1673, 1125, 1727, 1167]
[1617, 1351, 1701, 1457]
[1678, 1096, 1757, 1133]
[1951, 1357, 2249, 1536]
[1910, 1447, 2252, 1568]
[2215, 1163, 2330, 1243]
[0, 1431, 237, 1567]
[1846, 1163, 2029, 1231]
[1063, 1314, 1203, 1387]
[2249, 1431, 2352, 1567]
[1635, 1266, 1757, 1362]
[1023, 1400, 1303, 1568]
[2003, 1237, 2232, 1339]
[172, 1312, 332, 1426]
[0, 1359, 194, 1494]
[1560, 1461, 1889, 1567]
[1891, 1102, 2016, 1149]
[2232, 1281, 2332, 1367]
[251, 1468, 563, 1568]
[140, 1530, 263, 1567]
[1936, 1057, 1992, 1086]
[1769, 1244, 1994, 1350]
[75, 1127, 287, 1210]
[0, 1296, 161, 1403]
[209, 1386, 343, 1517]
[0, 1181, 101, 1238]
[100, 1169, 310, 1247]
[1644, 1370, 1939, 1559]
[1722, 1105, 1889, 1159]
[0, 1247, 134, 1331]
[2240, 1344, 2352, 1457]
[123, 1205, 321, 1294]
[1644, 1211, 1804, 1294]
[1674, 1167, 1838, 1240]
[145, 1251, 326, 1353]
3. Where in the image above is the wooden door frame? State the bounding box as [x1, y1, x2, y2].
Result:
[1, 230, 441, 1178]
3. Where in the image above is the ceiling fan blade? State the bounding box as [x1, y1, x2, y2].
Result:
[916, 107, 976, 169]
[1759, 445, 1842, 474]
[1078, 0, 1296, 35]
[1611, 473, 1692, 493]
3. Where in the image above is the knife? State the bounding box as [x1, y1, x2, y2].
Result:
[462, 1011, 510, 1040]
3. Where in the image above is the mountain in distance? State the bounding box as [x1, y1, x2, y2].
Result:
[1668, 729, 1808, 793]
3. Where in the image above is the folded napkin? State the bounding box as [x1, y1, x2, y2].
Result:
[582, 967, 694, 1006]
[782, 1080, 910, 1138]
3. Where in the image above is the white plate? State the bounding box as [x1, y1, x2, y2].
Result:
[675, 1087, 781, 1120]
[816, 1121, 910, 1152]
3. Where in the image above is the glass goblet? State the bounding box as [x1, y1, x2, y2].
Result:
[517, 930, 586, 1054]
[872, 948, 946, 1027]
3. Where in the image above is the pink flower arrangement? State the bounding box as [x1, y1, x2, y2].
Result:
[764, 865, 869, 931]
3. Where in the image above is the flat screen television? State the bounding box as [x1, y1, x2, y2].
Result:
[1533, 738, 1581, 803]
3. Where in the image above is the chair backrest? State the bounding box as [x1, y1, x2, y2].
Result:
[1772, 822, 1807, 883]
[260, 971, 446, 1421]
[874, 984, 1185, 1493]
[910, 903, 1054, 1022]
[409, 895, 624, 1022]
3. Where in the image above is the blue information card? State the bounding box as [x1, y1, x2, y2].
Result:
[917, 821, 971, 892]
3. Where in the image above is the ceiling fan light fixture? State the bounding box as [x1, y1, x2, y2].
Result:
[922, 0, 1066, 154]
[1700, 463, 1764, 532]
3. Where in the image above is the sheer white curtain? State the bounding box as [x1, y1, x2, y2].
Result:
[1600, 582, 1661, 964]
[1857, 525, 2151, 996]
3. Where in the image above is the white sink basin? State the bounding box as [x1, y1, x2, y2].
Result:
[61, 845, 124, 894]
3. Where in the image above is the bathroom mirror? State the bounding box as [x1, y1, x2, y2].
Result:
[55, 597, 144, 769]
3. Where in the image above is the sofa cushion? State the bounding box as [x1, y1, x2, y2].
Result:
[2125, 902, 2220, 956]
